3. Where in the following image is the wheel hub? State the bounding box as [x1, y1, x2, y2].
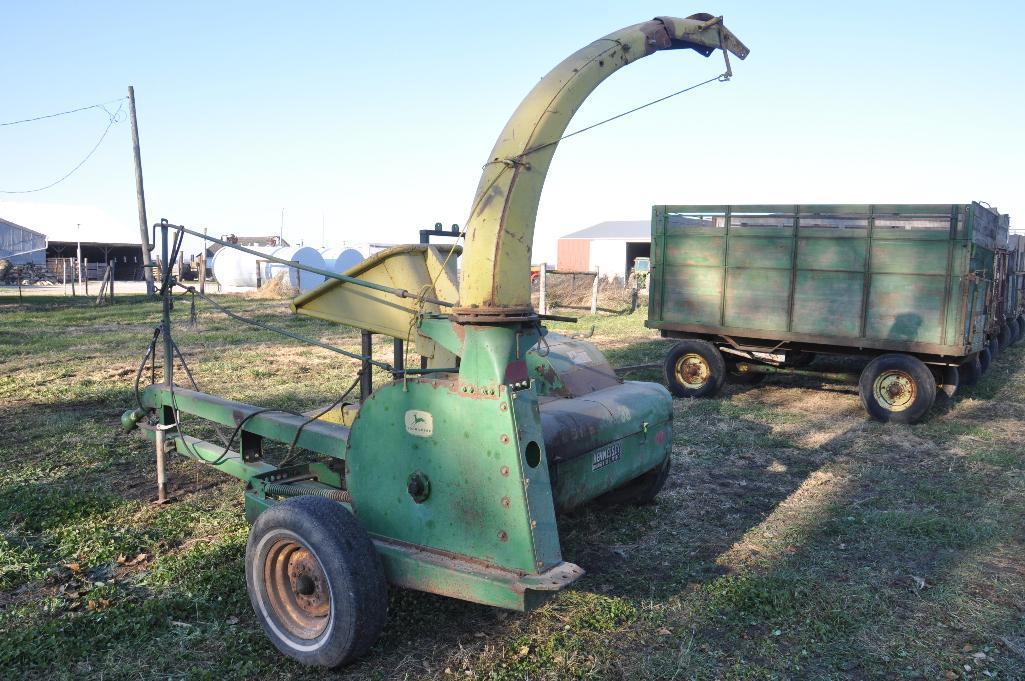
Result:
[675, 353, 710, 388]
[264, 538, 330, 640]
[873, 370, 916, 411]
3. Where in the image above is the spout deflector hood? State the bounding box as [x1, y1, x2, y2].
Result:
[456, 14, 748, 318]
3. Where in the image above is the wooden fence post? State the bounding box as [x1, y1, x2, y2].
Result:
[199, 253, 206, 295]
[84, 259, 89, 296]
[95, 265, 111, 305]
[590, 267, 600, 314]
[538, 263, 547, 315]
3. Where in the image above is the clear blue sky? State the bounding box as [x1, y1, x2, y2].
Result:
[2, 0, 1022, 259]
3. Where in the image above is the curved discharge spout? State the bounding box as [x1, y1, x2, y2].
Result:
[457, 14, 749, 316]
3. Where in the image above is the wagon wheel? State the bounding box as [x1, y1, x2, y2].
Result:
[663, 340, 725, 398]
[988, 337, 1000, 359]
[997, 323, 1012, 351]
[724, 357, 766, 385]
[785, 351, 815, 368]
[978, 347, 991, 375]
[858, 353, 936, 424]
[246, 496, 387, 668]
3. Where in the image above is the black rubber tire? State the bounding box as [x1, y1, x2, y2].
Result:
[664, 340, 726, 398]
[989, 337, 1000, 359]
[997, 324, 1012, 351]
[959, 355, 982, 387]
[595, 456, 671, 506]
[724, 357, 766, 385]
[978, 346, 991, 375]
[1010, 319, 1022, 346]
[858, 353, 937, 424]
[933, 364, 959, 400]
[786, 351, 815, 368]
[246, 496, 387, 668]
[1017, 316, 1025, 341]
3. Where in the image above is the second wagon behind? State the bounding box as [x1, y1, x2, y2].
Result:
[647, 203, 1010, 423]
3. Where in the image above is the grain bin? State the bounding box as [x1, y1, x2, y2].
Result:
[319, 247, 365, 274]
[264, 246, 325, 292]
[210, 245, 276, 287]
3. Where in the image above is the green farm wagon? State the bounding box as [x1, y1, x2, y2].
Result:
[647, 203, 1011, 423]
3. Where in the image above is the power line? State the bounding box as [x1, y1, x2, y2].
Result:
[0, 97, 127, 127]
[0, 100, 125, 194]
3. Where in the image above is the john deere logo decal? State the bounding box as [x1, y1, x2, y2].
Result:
[405, 410, 433, 437]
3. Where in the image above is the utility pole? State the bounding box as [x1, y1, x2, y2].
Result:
[128, 86, 155, 296]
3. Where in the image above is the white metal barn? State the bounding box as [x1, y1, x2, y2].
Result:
[555, 220, 650, 280]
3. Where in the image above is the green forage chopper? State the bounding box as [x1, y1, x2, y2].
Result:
[123, 14, 748, 667]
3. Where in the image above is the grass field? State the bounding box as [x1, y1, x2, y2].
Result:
[1, 293, 1024, 680]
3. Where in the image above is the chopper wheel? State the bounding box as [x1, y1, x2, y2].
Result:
[664, 340, 726, 398]
[246, 496, 387, 668]
[595, 456, 671, 507]
[859, 353, 936, 424]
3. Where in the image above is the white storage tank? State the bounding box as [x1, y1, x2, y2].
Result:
[265, 246, 326, 292]
[319, 247, 365, 274]
[210, 246, 276, 288]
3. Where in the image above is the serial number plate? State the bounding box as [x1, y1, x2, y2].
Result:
[591, 442, 622, 471]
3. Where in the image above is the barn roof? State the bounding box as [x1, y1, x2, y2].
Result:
[560, 215, 709, 240]
[0, 217, 46, 240]
[560, 220, 649, 240]
[0, 202, 135, 243]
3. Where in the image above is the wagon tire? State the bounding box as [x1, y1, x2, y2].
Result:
[859, 354, 936, 424]
[1010, 319, 1022, 346]
[786, 351, 815, 368]
[933, 365, 959, 400]
[724, 358, 766, 385]
[978, 347, 991, 375]
[997, 324, 1012, 351]
[664, 340, 726, 398]
[246, 496, 387, 668]
[1017, 316, 1025, 340]
[959, 355, 982, 387]
[595, 456, 671, 507]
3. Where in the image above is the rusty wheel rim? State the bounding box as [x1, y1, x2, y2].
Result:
[262, 536, 331, 640]
[873, 370, 916, 412]
[674, 353, 710, 388]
